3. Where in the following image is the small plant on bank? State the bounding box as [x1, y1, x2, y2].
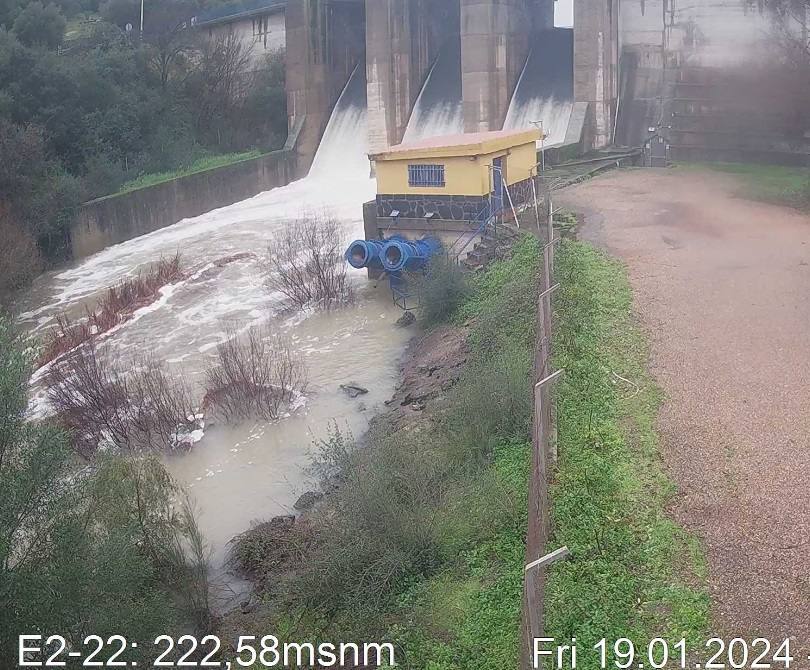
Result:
[265, 215, 354, 310]
[229, 516, 319, 592]
[46, 341, 199, 459]
[441, 342, 533, 466]
[204, 324, 307, 423]
[415, 255, 470, 327]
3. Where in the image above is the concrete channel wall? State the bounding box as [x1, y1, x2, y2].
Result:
[70, 150, 297, 260]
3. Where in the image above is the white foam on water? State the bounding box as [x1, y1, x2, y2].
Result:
[504, 96, 573, 147]
[403, 101, 464, 143]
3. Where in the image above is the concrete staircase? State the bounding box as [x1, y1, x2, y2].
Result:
[462, 221, 521, 270]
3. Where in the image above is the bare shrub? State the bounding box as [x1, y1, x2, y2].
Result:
[204, 324, 307, 423]
[46, 342, 199, 458]
[39, 254, 184, 367]
[265, 215, 354, 309]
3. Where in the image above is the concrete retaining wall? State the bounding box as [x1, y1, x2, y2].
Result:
[70, 150, 296, 260]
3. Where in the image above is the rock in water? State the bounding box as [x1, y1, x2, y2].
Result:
[340, 383, 369, 398]
[396, 311, 416, 327]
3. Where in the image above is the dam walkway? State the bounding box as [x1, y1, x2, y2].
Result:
[559, 167, 810, 639]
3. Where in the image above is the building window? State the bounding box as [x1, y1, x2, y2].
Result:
[408, 164, 445, 188]
[253, 15, 269, 42]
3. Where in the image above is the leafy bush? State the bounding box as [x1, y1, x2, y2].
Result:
[0, 217, 42, 299]
[442, 343, 533, 466]
[415, 255, 470, 326]
[292, 424, 451, 623]
[0, 314, 210, 665]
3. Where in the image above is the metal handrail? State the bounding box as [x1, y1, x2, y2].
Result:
[446, 201, 494, 261]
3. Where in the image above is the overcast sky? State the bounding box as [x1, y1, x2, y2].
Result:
[556, 0, 574, 27]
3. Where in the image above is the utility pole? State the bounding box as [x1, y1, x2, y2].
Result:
[140, 0, 145, 34]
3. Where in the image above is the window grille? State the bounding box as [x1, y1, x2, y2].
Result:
[408, 164, 445, 188]
[253, 16, 269, 40]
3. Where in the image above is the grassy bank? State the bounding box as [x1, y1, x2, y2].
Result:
[682, 162, 810, 209]
[545, 240, 710, 664]
[114, 150, 265, 196]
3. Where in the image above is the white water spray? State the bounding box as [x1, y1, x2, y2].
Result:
[503, 29, 574, 147]
[402, 39, 464, 142]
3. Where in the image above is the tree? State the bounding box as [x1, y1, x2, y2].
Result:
[753, 0, 810, 135]
[0, 0, 25, 29]
[101, 0, 199, 88]
[185, 31, 254, 147]
[241, 50, 287, 148]
[12, 1, 66, 49]
[0, 119, 80, 260]
[0, 315, 211, 664]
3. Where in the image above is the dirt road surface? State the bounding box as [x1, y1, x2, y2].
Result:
[559, 167, 810, 640]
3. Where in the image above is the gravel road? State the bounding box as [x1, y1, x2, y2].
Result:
[559, 167, 810, 641]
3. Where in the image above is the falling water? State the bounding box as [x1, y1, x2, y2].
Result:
[503, 29, 574, 147]
[310, 63, 370, 177]
[17, 64, 413, 599]
[402, 37, 464, 142]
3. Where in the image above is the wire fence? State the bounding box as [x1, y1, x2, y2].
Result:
[520, 176, 562, 670]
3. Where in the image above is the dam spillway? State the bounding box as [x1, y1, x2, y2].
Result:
[401, 36, 464, 143]
[503, 28, 574, 147]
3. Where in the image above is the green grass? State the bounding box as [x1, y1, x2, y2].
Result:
[544, 240, 710, 666]
[390, 441, 529, 670]
[114, 150, 265, 196]
[681, 162, 810, 209]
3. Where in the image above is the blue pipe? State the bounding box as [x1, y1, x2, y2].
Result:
[345, 239, 386, 269]
[381, 237, 442, 273]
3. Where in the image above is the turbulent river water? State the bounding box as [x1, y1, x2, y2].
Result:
[16, 64, 412, 599]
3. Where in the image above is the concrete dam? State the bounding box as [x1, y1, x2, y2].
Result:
[197, 0, 621, 172]
[196, 0, 808, 169]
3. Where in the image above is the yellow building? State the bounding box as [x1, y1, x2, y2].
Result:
[369, 128, 541, 224]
